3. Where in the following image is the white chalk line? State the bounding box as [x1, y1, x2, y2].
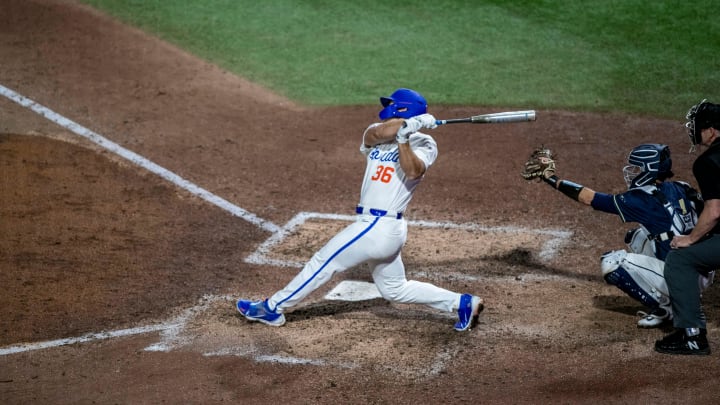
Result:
[0, 84, 279, 234]
[0, 293, 232, 356]
[0, 294, 349, 370]
[203, 348, 358, 369]
[0, 83, 573, 376]
[0, 323, 172, 356]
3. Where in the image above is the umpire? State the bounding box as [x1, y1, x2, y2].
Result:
[655, 100, 720, 355]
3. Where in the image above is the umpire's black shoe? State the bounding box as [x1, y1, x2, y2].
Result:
[655, 328, 711, 356]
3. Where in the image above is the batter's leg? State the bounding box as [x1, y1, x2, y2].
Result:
[371, 253, 462, 313]
[268, 217, 387, 312]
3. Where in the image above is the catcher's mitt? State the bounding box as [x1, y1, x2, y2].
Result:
[521, 146, 556, 180]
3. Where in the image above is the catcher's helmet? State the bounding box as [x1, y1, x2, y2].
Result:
[685, 99, 720, 150]
[378, 88, 427, 120]
[623, 143, 673, 189]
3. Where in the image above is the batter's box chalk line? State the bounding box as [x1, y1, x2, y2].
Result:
[0, 293, 357, 369]
[244, 211, 572, 268]
[141, 294, 356, 371]
[0, 294, 308, 366]
[0, 294, 226, 357]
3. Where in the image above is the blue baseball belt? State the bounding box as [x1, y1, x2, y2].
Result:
[356, 205, 403, 219]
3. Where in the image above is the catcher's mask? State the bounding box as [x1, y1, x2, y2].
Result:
[623, 143, 673, 189]
[379, 88, 428, 120]
[685, 99, 720, 152]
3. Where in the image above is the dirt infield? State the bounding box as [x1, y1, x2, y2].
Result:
[2, 1, 720, 404]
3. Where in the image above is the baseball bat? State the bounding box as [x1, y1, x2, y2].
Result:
[435, 110, 536, 125]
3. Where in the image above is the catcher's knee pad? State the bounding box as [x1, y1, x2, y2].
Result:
[624, 226, 655, 257]
[600, 250, 662, 308]
[600, 250, 627, 277]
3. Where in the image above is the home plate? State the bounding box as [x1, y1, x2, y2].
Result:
[324, 280, 382, 301]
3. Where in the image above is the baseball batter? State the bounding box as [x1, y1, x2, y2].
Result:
[236, 88, 483, 331]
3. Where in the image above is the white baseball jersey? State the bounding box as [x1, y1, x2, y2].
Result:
[358, 123, 438, 214]
[267, 124, 462, 315]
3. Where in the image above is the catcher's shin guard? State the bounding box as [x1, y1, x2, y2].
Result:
[600, 250, 666, 309]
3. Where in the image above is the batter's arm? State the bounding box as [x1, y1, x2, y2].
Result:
[398, 142, 426, 179]
[363, 118, 426, 179]
[363, 119, 404, 147]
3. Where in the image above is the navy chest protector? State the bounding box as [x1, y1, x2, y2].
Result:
[651, 184, 699, 239]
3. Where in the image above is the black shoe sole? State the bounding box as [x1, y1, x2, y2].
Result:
[654, 346, 711, 356]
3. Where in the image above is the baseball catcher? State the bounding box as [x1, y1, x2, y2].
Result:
[522, 144, 714, 328]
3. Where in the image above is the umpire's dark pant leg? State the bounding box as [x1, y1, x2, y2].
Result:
[665, 234, 720, 329]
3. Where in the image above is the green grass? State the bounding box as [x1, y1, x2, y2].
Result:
[80, 0, 719, 118]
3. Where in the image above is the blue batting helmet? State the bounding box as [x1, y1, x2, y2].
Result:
[623, 143, 673, 189]
[378, 88, 427, 120]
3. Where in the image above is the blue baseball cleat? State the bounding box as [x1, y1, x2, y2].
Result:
[454, 294, 483, 331]
[236, 299, 286, 326]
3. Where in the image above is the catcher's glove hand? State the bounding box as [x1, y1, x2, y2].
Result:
[521, 146, 556, 180]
